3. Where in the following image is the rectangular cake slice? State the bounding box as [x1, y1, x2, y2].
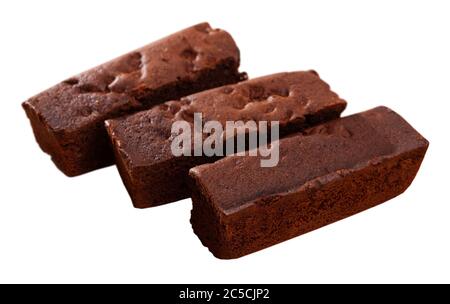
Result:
[106, 71, 347, 208]
[22, 23, 245, 176]
[189, 106, 429, 259]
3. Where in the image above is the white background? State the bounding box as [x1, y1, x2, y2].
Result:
[0, 0, 448, 283]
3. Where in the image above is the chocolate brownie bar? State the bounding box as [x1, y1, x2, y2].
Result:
[189, 107, 429, 259]
[22, 23, 246, 176]
[106, 71, 347, 208]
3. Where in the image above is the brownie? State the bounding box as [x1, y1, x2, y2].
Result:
[189, 107, 429, 259]
[105, 71, 347, 208]
[22, 23, 246, 176]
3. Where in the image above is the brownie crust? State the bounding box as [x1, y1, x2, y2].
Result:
[106, 71, 347, 208]
[22, 23, 245, 176]
[189, 107, 429, 259]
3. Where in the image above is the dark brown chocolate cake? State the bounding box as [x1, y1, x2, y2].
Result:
[189, 107, 429, 259]
[106, 71, 347, 208]
[22, 23, 245, 176]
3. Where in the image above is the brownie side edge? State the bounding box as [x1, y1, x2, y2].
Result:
[191, 146, 427, 259]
